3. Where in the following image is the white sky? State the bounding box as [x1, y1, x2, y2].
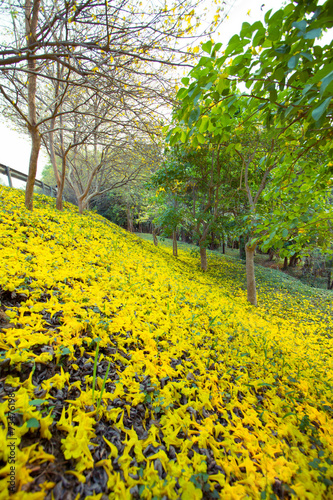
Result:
[0, 0, 295, 183]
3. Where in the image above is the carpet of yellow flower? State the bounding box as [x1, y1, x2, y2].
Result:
[0, 185, 333, 500]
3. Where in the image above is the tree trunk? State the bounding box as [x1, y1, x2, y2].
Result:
[56, 185, 64, 210]
[172, 230, 178, 257]
[289, 254, 298, 267]
[126, 205, 134, 233]
[25, 128, 41, 210]
[245, 243, 257, 306]
[48, 62, 63, 210]
[200, 246, 207, 271]
[24, 0, 41, 211]
[222, 241, 226, 254]
[283, 257, 288, 270]
[152, 229, 158, 246]
[78, 198, 86, 214]
[56, 156, 67, 211]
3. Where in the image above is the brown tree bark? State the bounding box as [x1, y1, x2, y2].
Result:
[78, 197, 87, 214]
[25, 128, 41, 210]
[268, 248, 275, 261]
[24, 0, 41, 211]
[55, 154, 67, 211]
[289, 254, 299, 267]
[172, 230, 178, 257]
[152, 229, 158, 246]
[200, 246, 207, 271]
[245, 243, 257, 306]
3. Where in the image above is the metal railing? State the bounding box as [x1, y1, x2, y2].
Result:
[0, 163, 57, 197]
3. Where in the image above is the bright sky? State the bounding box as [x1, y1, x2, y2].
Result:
[0, 0, 292, 183]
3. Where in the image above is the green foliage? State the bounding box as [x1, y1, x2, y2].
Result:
[165, 0, 333, 266]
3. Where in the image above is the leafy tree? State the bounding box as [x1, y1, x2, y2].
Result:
[167, 0, 333, 304]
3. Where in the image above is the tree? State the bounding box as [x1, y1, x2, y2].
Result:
[152, 145, 237, 270]
[0, 0, 226, 210]
[167, 0, 333, 304]
[150, 163, 185, 257]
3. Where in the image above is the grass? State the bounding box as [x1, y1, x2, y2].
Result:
[137, 232, 332, 302]
[0, 186, 333, 500]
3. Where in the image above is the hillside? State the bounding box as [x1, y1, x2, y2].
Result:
[0, 185, 333, 500]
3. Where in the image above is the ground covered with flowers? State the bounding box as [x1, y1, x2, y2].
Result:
[0, 185, 332, 500]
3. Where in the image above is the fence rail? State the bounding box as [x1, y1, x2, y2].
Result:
[0, 163, 57, 197]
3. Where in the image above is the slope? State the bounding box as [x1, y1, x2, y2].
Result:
[0, 185, 332, 500]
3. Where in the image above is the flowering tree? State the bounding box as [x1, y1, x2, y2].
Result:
[0, 0, 226, 210]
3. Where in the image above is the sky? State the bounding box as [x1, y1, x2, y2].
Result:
[0, 0, 297, 185]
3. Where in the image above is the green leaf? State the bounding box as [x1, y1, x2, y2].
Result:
[275, 44, 290, 55]
[240, 22, 252, 39]
[199, 116, 209, 133]
[272, 67, 285, 81]
[292, 20, 307, 31]
[180, 130, 187, 143]
[202, 40, 213, 54]
[29, 399, 48, 406]
[193, 92, 202, 106]
[197, 133, 206, 144]
[288, 55, 300, 70]
[269, 88, 277, 102]
[312, 97, 332, 122]
[282, 412, 296, 419]
[309, 62, 333, 84]
[251, 20, 264, 32]
[188, 107, 201, 126]
[176, 88, 188, 100]
[267, 26, 280, 42]
[228, 34, 240, 46]
[253, 29, 265, 47]
[309, 458, 321, 469]
[264, 9, 272, 24]
[217, 77, 228, 94]
[204, 81, 214, 90]
[26, 417, 39, 428]
[320, 70, 333, 96]
[283, 3, 294, 15]
[181, 77, 189, 85]
[300, 51, 313, 62]
[303, 28, 322, 39]
[212, 42, 222, 54]
[282, 229, 289, 238]
[188, 85, 200, 98]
